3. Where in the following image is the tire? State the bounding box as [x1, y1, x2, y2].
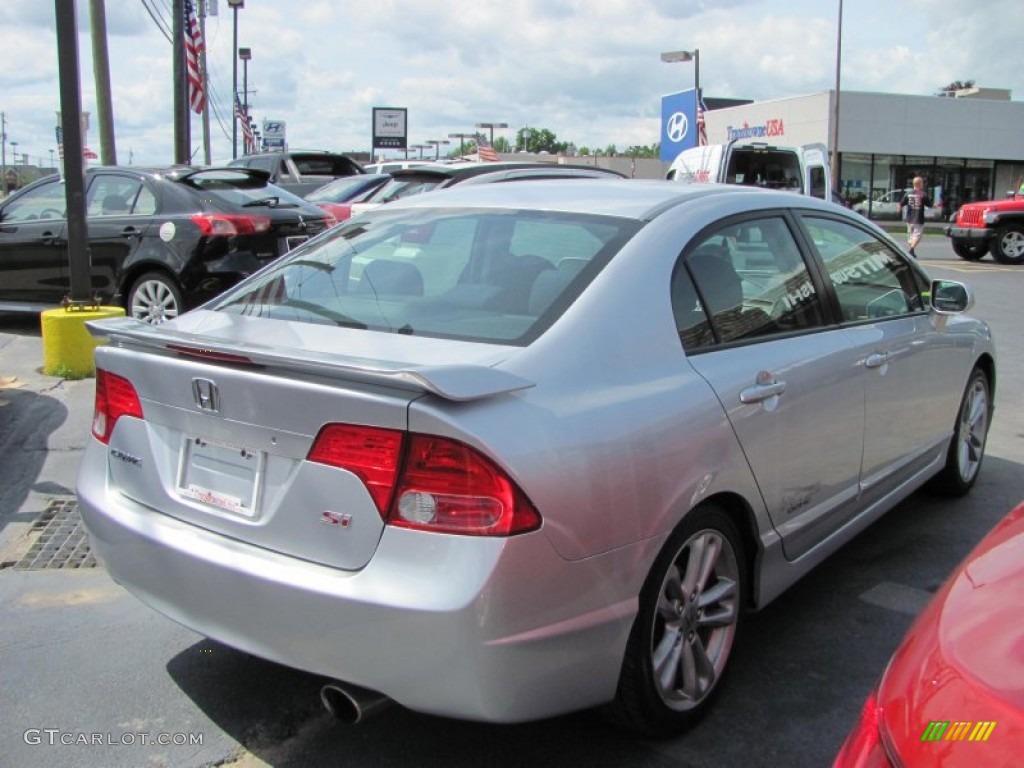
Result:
[950, 239, 988, 261]
[991, 224, 1024, 265]
[127, 271, 184, 325]
[927, 367, 991, 497]
[609, 505, 745, 737]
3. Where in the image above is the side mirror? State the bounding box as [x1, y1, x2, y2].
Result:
[929, 279, 974, 314]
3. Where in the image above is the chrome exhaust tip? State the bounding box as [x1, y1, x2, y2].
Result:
[320, 682, 391, 725]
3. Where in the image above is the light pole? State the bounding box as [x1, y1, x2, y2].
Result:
[49, 148, 55, 170]
[426, 139, 449, 160]
[475, 121, 508, 146]
[10, 142, 17, 169]
[448, 132, 473, 157]
[227, 0, 245, 159]
[411, 144, 427, 159]
[239, 46, 252, 153]
[660, 48, 699, 100]
[831, 0, 844, 195]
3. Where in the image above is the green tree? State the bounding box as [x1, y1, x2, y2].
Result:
[516, 127, 568, 154]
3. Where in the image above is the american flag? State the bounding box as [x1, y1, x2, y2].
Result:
[697, 92, 708, 146]
[184, 0, 205, 114]
[475, 132, 500, 162]
[236, 98, 257, 154]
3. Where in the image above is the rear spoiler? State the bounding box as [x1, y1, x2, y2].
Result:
[86, 317, 535, 402]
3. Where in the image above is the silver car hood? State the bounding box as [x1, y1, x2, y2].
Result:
[87, 312, 534, 402]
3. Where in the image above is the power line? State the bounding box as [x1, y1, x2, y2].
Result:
[140, 0, 172, 43]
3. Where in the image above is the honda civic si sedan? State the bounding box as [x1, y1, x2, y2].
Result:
[77, 180, 995, 736]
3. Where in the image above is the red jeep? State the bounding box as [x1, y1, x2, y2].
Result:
[946, 191, 1024, 264]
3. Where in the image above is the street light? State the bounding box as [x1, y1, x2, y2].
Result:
[448, 132, 473, 157]
[49, 148, 55, 170]
[426, 139, 449, 160]
[239, 46, 252, 152]
[660, 48, 700, 101]
[410, 143, 427, 159]
[227, 0, 245, 159]
[475, 121, 508, 146]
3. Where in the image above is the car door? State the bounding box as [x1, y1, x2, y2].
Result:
[82, 173, 156, 301]
[0, 177, 68, 305]
[798, 214, 962, 502]
[673, 213, 867, 560]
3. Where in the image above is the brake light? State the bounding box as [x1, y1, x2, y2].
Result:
[190, 213, 271, 236]
[91, 368, 144, 444]
[308, 425, 405, 513]
[832, 689, 894, 768]
[307, 424, 541, 536]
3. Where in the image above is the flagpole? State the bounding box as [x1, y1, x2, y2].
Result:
[199, 2, 211, 165]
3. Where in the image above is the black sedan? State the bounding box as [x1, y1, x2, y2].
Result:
[0, 166, 335, 323]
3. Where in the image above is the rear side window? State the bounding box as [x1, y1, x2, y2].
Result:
[673, 216, 825, 352]
[214, 207, 641, 345]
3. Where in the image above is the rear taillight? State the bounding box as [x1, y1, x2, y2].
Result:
[307, 424, 541, 537]
[190, 213, 272, 236]
[91, 368, 144, 444]
[832, 689, 894, 768]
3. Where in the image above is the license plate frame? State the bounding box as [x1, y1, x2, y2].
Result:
[176, 435, 265, 517]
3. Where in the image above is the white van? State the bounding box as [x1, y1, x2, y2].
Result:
[666, 139, 831, 200]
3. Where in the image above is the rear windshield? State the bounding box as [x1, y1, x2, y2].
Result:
[182, 170, 311, 209]
[290, 154, 362, 176]
[213, 206, 641, 345]
[368, 175, 448, 204]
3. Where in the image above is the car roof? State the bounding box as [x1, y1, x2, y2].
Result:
[388, 161, 624, 182]
[376, 178, 834, 222]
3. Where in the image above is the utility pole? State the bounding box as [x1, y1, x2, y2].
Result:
[90, 0, 117, 165]
[173, 0, 190, 164]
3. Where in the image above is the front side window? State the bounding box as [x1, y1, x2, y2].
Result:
[801, 216, 927, 321]
[214, 207, 641, 345]
[673, 216, 825, 351]
[0, 179, 66, 222]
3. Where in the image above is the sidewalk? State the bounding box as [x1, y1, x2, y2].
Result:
[0, 326, 95, 566]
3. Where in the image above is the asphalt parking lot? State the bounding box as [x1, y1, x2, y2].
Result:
[1, 233, 1022, 768]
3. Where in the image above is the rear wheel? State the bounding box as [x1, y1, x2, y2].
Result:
[927, 367, 991, 497]
[950, 239, 988, 261]
[991, 224, 1024, 265]
[127, 272, 184, 325]
[609, 505, 744, 736]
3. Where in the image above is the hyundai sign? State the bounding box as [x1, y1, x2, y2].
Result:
[660, 88, 698, 162]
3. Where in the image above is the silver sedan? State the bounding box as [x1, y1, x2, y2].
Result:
[77, 180, 994, 736]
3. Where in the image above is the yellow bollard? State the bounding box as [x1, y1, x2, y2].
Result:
[41, 306, 126, 379]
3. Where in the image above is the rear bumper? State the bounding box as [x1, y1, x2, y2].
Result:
[76, 442, 638, 723]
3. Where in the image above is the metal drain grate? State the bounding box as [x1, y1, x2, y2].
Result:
[11, 498, 97, 570]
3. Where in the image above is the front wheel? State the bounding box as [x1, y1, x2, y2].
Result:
[127, 272, 184, 325]
[609, 505, 745, 736]
[950, 238, 988, 261]
[991, 224, 1024, 265]
[927, 367, 991, 497]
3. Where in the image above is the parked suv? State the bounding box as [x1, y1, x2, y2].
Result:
[946, 190, 1024, 264]
[228, 151, 365, 196]
[0, 166, 335, 323]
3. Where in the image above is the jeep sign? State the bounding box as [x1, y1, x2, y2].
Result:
[373, 107, 407, 150]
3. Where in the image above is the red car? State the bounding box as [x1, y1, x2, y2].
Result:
[834, 502, 1024, 767]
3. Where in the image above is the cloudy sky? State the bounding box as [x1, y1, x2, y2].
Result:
[0, 0, 1019, 167]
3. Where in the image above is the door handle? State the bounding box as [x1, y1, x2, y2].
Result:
[740, 370, 787, 404]
[865, 351, 891, 369]
[40, 231, 58, 245]
[121, 226, 140, 238]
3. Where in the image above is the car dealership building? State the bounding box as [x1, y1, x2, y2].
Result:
[701, 87, 1024, 218]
